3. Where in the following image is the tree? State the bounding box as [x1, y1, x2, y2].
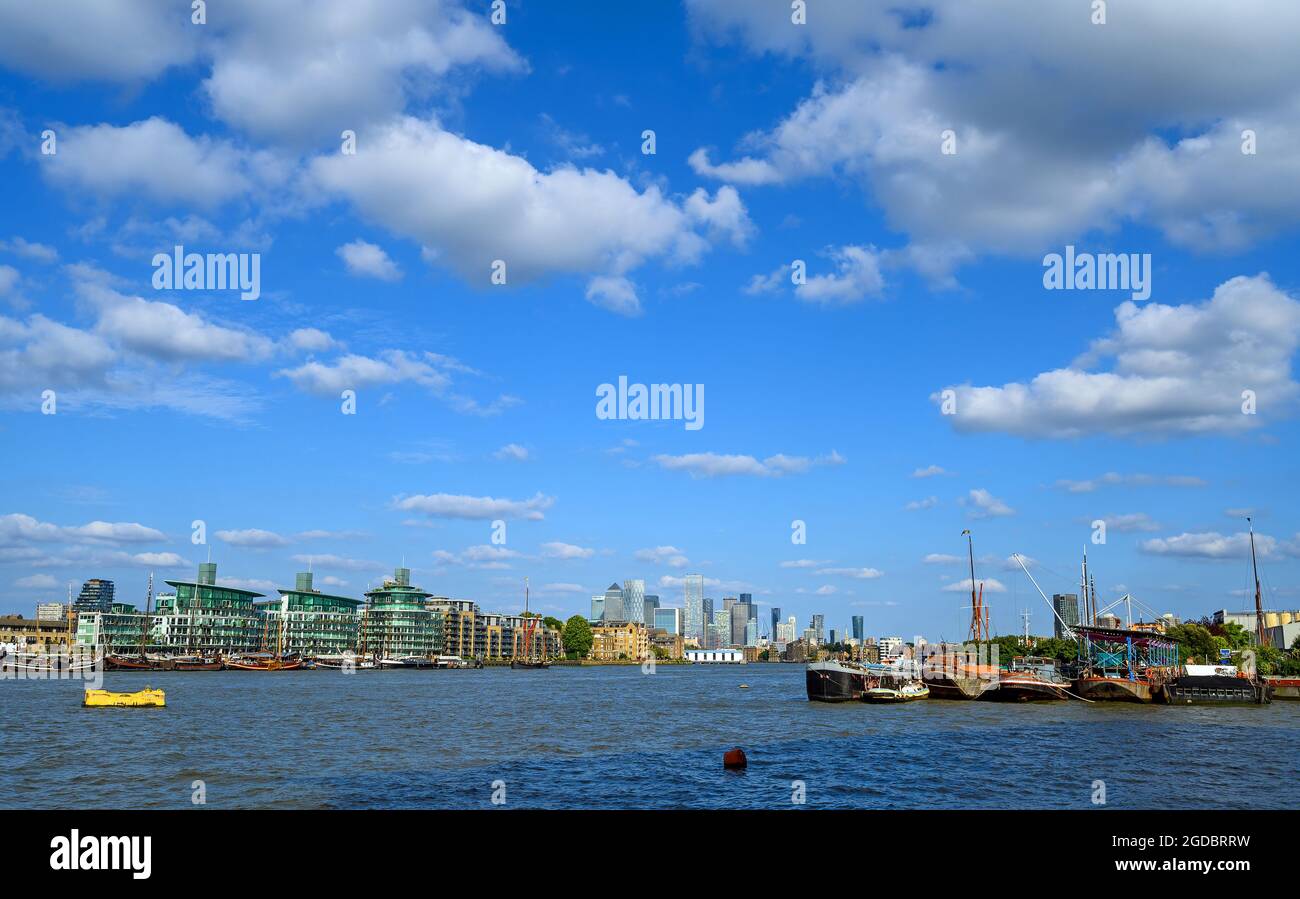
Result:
[542, 615, 564, 633]
[1029, 637, 1078, 663]
[1166, 623, 1219, 664]
[1218, 622, 1253, 650]
[562, 615, 593, 659]
[1251, 644, 1285, 676]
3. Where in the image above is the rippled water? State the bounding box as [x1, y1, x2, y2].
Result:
[4, 665, 1297, 809]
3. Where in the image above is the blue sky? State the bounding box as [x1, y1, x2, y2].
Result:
[2, 1, 1299, 642]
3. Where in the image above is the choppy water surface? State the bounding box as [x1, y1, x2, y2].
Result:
[4, 665, 1297, 809]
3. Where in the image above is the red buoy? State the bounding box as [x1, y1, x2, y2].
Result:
[723, 747, 747, 769]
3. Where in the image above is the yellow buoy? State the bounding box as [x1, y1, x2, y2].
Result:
[83, 687, 166, 708]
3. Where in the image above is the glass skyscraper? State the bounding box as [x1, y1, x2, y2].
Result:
[730, 602, 749, 647]
[642, 593, 659, 627]
[623, 579, 645, 625]
[771, 606, 782, 639]
[852, 615, 864, 641]
[603, 582, 625, 621]
[74, 578, 115, 614]
[683, 574, 704, 641]
[1052, 594, 1080, 639]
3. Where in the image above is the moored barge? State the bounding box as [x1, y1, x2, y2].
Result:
[1071, 624, 1177, 703]
[979, 656, 1071, 702]
[1161, 664, 1269, 705]
[806, 659, 869, 702]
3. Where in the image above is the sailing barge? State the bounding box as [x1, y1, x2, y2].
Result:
[923, 530, 998, 699]
[979, 656, 1071, 702]
[510, 579, 550, 670]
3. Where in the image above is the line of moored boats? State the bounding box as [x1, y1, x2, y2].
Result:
[806, 652, 1293, 705]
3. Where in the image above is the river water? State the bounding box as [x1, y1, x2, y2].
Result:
[4, 664, 1296, 809]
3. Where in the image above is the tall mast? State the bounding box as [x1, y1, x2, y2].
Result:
[277, 594, 287, 658]
[1082, 549, 1091, 626]
[1248, 517, 1266, 646]
[963, 530, 982, 641]
[524, 577, 533, 661]
[140, 571, 153, 656]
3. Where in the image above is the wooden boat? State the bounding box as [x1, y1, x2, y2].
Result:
[84, 687, 165, 708]
[979, 657, 1071, 701]
[105, 654, 159, 671]
[924, 532, 998, 699]
[862, 682, 929, 703]
[922, 656, 996, 699]
[225, 653, 301, 671]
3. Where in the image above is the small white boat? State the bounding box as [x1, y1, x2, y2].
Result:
[379, 655, 435, 669]
[4, 651, 100, 675]
[862, 681, 930, 703]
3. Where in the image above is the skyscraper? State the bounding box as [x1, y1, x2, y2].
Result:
[74, 578, 114, 614]
[771, 607, 782, 638]
[711, 608, 730, 648]
[622, 579, 645, 625]
[1052, 593, 1080, 639]
[730, 601, 749, 648]
[591, 594, 606, 622]
[642, 593, 660, 628]
[683, 574, 705, 641]
[852, 615, 864, 641]
[811, 614, 825, 644]
[604, 582, 625, 621]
